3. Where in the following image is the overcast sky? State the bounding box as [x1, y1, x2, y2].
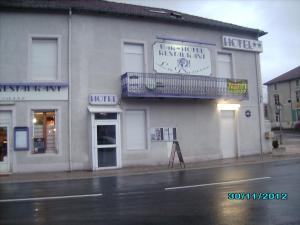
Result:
[110, 0, 300, 101]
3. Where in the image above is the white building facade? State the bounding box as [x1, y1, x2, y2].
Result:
[0, 0, 269, 173]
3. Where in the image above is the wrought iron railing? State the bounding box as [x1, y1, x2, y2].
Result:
[121, 72, 248, 100]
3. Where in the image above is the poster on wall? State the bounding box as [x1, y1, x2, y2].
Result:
[151, 127, 177, 141]
[14, 127, 29, 151]
[153, 42, 212, 76]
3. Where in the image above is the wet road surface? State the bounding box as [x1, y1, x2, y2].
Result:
[0, 158, 300, 225]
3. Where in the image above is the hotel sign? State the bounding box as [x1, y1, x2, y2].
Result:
[89, 94, 118, 105]
[227, 79, 248, 94]
[222, 36, 263, 52]
[153, 42, 212, 76]
[0, 83, 68, 101]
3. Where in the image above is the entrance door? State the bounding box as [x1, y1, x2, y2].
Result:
[93, 113, 120, 169]
[220, 110, 236, 158]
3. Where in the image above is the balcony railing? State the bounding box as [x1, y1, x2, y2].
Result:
[121, 72, 248, 100]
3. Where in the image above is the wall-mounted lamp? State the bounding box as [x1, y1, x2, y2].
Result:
[217, 103, 240, 111]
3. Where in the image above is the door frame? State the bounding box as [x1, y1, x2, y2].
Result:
[0, 124, 10, 174]
[219, 110, 238, 159]
[91, 113, 121, 170]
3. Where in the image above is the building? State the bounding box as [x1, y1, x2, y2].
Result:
[0, 0, 268, 174]
[264, 66, 300, 128]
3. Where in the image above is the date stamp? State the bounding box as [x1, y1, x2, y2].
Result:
[228, 192, 288, 200]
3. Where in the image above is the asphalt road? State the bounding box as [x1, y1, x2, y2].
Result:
[0, 158, 300, 225]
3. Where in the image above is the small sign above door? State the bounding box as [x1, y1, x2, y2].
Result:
[89, 94, 118, 105]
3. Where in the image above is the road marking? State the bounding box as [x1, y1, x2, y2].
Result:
[165, 177, 271, 191]
[0, 193, 103, 203]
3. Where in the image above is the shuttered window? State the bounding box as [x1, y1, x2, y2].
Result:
[125, 110, 147, 150]
[123, 43, 144, 73]
[31, 38, 58, 80]
[217, 53, 232, 78]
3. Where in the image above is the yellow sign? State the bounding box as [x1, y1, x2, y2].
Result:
[227, 80, 248, 94]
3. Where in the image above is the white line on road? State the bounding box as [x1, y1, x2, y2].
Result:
[0, 193, 103, 203]
[165, 177, 271, 191]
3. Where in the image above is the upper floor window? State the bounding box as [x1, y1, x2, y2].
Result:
[123, 43, 144, 73]
[217, 53, 232, 78]
[31, 38, 58, 80]
[274, 83, 277, 90]
[296, 91, 300, 102]
[274, 94, 280, 105]
[296, 80, 299, 87]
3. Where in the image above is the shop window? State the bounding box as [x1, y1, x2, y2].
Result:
[274, 94, 280, 105]
[32, 110, 57, 154]
[123, 43, 144, 73]
[31, 38, 58, 80]
[217, 53, 232, 78]
[124, 110, 147, 150]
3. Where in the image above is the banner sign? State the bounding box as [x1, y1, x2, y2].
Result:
[227, 79, 248, 94]
[151, 127, 177, 141]
[89, 94, 118, 105]
[222, 36, 263, 52]
[153, 42, 211, 76]
[0, 83, 68, 101]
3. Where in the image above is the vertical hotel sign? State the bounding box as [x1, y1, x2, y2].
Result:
[153, 42, 212, 76]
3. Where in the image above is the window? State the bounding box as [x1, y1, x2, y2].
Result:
[296, 91, 300, 102]
[275, 114, 280, 122]
[31, 38, 58, 80]
[274, 94, 280, 105]
[217, 53, 232, 78]
[123, 43, 144, 73]
[124, 110, 147, 150]
[274, 84, 277, 90]
[296, 80, 299, 87]
[32, 110, 57, 154]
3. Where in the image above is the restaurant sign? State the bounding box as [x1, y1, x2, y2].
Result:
[153, 42, 212, 76]
[222, 36, 263, 52]
[227, 79, 248, 94]
[0, 83, 68, 101]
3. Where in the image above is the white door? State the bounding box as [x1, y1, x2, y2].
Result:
[0, 112, 11, 173]
[220, 110, 236, 158]
[93, 113, 121, 169]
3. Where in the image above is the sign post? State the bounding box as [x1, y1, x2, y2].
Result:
[168, 140, 185, 168]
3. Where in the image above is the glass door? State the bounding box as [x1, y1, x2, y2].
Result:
[95, 121, 118, 168]
[0, 126, 9, 173]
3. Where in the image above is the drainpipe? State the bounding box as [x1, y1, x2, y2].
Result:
[68, 8, 73, 171]
[254, 41, 264, 159]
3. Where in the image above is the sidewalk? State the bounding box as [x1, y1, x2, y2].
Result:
[1, 152, 300, 184]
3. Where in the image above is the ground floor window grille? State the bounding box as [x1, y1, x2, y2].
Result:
[32, 110, 57, 154]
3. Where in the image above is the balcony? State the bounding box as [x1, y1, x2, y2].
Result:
[121, 72, 248, 100]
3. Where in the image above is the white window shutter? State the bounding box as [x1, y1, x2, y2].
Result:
[31, 39, 58, 80]
[125, 110, 146, 150]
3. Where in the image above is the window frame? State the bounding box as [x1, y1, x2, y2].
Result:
[29, 108, 60, 156]
[121, 40, 148, 74]
[28, 35, 61, 82]
[274, 94, 280, 105]
[216, 51, 235, 79]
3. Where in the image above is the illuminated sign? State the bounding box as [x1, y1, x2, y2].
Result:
[222, 36, 263, 52]
[153, 42, 212, 76]
[227, 80, 248, 94]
